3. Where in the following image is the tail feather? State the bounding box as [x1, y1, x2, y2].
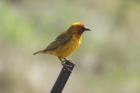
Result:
[33, 50, 44, 55]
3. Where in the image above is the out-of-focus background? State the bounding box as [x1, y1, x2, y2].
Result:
[0, 0, 140, 93]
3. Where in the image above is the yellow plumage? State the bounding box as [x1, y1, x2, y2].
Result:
[33, 22, 90, 63]
[49, 34, 82, 58]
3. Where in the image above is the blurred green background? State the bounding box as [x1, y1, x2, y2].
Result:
[0, 0, 140, 93]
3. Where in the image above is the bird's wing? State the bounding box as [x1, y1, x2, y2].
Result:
[44, 32, 72, 52]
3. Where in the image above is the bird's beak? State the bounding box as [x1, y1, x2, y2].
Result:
[84, 27, 91, 31]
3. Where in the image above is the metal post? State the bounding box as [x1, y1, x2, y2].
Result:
[50, 60, 75, 93]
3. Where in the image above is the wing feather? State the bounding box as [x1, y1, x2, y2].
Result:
[44, 32, 72, 52]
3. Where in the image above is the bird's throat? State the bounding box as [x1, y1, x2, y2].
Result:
[74, 31, 83, 39]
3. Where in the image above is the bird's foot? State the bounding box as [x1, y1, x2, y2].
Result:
[58, 57, 74, 72]
[61, 60, 66, 66]
[63, 58, 73, 63]
[62, 58, 74, 72]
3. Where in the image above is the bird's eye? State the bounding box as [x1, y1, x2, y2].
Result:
[80, 27, 86, 31]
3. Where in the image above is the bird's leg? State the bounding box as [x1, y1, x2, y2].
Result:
[58, 57, 72, 72]
[63, 58, 73, 68]
[63, 58, 74, 72]
[63, 58, 72, 63]
[58, 57, 66, 65]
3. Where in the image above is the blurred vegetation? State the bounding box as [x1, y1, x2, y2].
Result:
[0, 0, 140, 93]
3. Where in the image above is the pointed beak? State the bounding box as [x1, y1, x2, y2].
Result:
[84, 27, 91, 31]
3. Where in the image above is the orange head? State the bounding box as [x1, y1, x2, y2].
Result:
[67, 22, 91, 35]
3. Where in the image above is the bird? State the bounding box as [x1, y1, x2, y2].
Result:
[33, 22, 91, 66]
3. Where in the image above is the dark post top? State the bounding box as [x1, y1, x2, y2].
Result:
[50, 60, 75, 93]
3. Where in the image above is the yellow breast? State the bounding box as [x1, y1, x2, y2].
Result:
[52, 35, 82, 58]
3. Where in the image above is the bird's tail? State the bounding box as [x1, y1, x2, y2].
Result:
[33, 50, 44, 55]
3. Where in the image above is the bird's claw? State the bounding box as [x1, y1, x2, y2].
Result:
[62, 59, 73, 72]
[58, 57, 74, 72]
[64, 58, 73, 63]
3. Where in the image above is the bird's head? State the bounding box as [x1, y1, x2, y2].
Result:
[67, 22, 91, 35]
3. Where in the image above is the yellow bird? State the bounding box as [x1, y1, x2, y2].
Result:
[33, 22, 91, 65]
